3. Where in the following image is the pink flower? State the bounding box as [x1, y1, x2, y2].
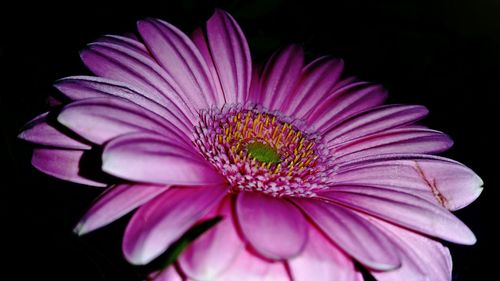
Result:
[19, 9, 482, 281]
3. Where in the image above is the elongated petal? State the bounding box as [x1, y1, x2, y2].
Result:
[288, 226, 357, 281]
[371, 218, 452, 281]
[286, 57, 344, 118]
[307, 82, 388, 130]
[149, 266, 184, 281]
[179, 197, 243, 281]
[334, 154, 484, 210]
[324, 105, 428, 146]
[258, 45, 304, 110]
[32, 148, 106, 187]
[55, 76, 192, 132]
[206, 9, 251, 104]
[58, 97, 191, 147]
[102, 132, 223, 185]
[123, 185, 226, 265]
[74, 183, 169, 235]
[319, 185, 476, 245]
[137, 19, 216, 109]
[19, 112, 91, 149]
[293, 198, 401, 270]
[236, 192, 308, 260]
[332, 127, 453, 164]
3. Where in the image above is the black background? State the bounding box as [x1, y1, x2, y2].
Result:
[1, 0, 497, 280]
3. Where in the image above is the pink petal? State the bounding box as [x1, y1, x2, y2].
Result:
[323, 105, 429, 146]
[293, 198, 401, 271]
[58, 97, 191, 147]
[179, 197, 243, 281]
[334, 154, 483, 211]
[123, 185, 226, 265]
[306, 82, 388, 130]
[102, 132, 223, 186]
[319, 185, 476, 245]
[285, 57, 344, 118]
[258, 45, 304, 111]
[370, 218, 452, 281]
[31, 148, 106, 187]
[236, 192, 308, 260]
[55, 76, 192, 132]
[137, 19, 217, 109]
[332, 127, 453, 164]
[288, 226, 357, 281]
[95, 34, 149, 55]
[80, 41, 196, 123]
[205, 9, 252, 104]
[217, 249, 290, 281]
[74, 183, 169, 235]
[19, 112, 91, 149]
[149, 266, 184, 281]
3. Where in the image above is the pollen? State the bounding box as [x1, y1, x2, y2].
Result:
[194, 105, 334, 197]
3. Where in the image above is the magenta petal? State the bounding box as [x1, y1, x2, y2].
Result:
[319, 185, 476, 245]
[334, 154, 483, 211]
[236, 192, 308, 260]
[179, 197, 243, 281]
[371, 218, 452, 281]
[332, 127, 453, 164]
[55, 76, 192, 132]
[294, 198, 401, 270]
[258, 45, 304, 111]
[74, 183, 169, 235]
[206, 9, 252, 104]
[123, 185, 226, 265]
[32, 148, 106, 187]
[149, 266, 184, 281]
[324, 104, 429, 146]
[137, 19, 216, 109]
[19, 112, 91, 150]
[102, 132, 223, 185]
[286, 57, 344, 118]
[288, 226, 357, 281]
[58, 97, 191, 146]
[95, 35, 149, 55]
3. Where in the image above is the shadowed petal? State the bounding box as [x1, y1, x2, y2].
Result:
[205, 9, 251, 104]
[74, 183, 169, 235]
[319, 185, 476, 245]
[236, 192, 308, 260]
[32, 148, 106, 187]
[102, 132, 223, 185]
[293, 198, 401, 271]
[123, 185, 226, 265]
[288, 226, 358, 281]
[149, 266, 184, 281]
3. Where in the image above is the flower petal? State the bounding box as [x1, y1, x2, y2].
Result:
[179, 197, 243, 281]
[137, 18, 217, 109]
[58, 97, 191, 147]
[257, 45, 304, 111]
[205, 9, 251, 104]
[31, 148, 106, 187]
[55, 76, 192, 132]
[74, 183, 169, 235]
[332, 127, 453, 164]
[19, 112, 91, 149]
[319, 185, 476, 245]
[102, 132, 223, 185]
[334, 154, 484, 211]
[236, 192, 308, 260]
[149, 266, 184, 281]
[323, 105, 428, 146]
[288, 226, 358, 281]
[123, 185, 226, 265]
[293, 198, 401, 271]
[371, 218, 452, 281]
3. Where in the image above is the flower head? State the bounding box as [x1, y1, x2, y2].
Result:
[19, 9, 483, 281]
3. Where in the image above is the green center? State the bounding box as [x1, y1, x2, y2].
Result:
[246, 141, 281, 164]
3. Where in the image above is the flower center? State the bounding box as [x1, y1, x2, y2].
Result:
[194, 105, 333, 197]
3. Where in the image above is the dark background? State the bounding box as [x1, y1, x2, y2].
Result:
[1, 0, 497, 280]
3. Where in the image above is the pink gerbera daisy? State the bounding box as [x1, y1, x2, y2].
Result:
[19, 9, 482, 281]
